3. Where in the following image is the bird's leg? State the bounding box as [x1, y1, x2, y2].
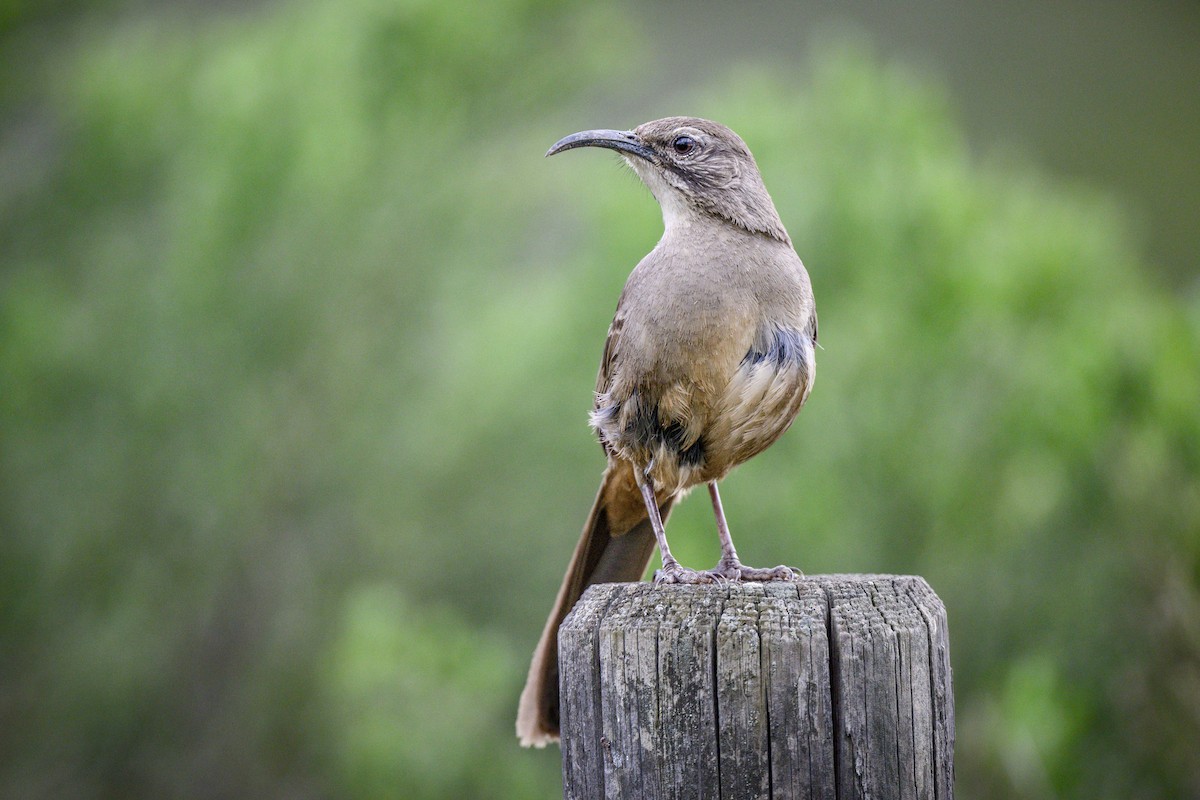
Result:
[707, 482, 801, 582]
[634, 467, 715, 585]
[709, 481, 741, 567]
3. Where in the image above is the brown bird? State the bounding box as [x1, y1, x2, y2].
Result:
[517, 117, 817, 747]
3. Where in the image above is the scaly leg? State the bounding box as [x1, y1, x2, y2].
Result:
[633, 467, 715, 584]
[707, 482, 800, 582]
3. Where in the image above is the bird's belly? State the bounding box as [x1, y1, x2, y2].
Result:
[593, 323, 815, 493]
[705, 356, 813, 473]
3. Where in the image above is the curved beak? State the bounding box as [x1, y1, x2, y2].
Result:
[546, 129, 657, 162]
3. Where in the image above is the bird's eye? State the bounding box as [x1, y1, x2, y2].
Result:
[672, 135, 696, 155]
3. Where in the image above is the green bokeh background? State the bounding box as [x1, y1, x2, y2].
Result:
[1, 0, 1197, 797]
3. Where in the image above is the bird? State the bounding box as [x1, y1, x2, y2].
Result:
[516, 117, 817, 747]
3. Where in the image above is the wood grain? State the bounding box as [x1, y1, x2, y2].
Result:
[557, 576, 953, 799]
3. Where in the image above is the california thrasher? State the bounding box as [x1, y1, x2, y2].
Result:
[517, 117, 817, 746]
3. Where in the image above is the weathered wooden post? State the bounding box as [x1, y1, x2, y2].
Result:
[558, 576, 953, 800]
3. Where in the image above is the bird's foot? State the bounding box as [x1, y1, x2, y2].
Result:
[710, 559, 803, 582]
[654, 561, 720, 585]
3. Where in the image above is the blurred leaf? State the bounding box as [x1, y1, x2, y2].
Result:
[321, 585, 554, 799]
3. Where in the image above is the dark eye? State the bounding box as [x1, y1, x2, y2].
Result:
[672, 135, 696, 155]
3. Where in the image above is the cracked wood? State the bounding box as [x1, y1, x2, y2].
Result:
[558, 576, 954, 799]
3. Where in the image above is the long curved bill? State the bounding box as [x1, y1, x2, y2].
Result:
[546, 129, 657, 162]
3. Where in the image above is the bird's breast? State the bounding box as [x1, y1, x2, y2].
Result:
[592, 228, 814, 491]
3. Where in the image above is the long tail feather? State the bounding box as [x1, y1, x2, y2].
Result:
[516, 462, 673, 747]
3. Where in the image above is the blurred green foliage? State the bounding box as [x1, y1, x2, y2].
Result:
[1, 0, 1197, 798]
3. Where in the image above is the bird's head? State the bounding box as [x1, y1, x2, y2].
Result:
[547, 116, 788, 243]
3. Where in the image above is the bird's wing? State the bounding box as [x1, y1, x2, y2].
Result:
[595, 299, 627, 401]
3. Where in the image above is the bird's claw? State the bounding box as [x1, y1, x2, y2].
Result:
[654, 562, 719, 585]
[710, 560, 803, 582]
[655, 560, 802, 585]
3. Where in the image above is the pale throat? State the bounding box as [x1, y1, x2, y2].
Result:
[626, 157, 702, 233]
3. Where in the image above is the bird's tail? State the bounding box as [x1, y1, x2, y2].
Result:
[516, 461, 674, 747]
